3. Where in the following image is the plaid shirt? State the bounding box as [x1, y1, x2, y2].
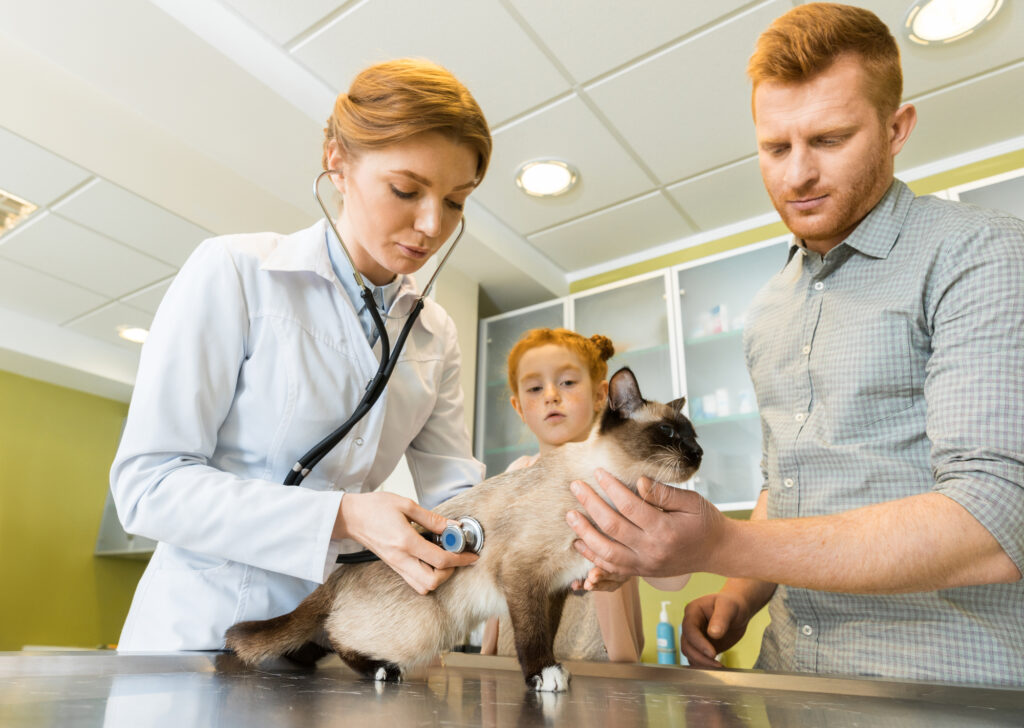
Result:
[744, 180, 1024, 686]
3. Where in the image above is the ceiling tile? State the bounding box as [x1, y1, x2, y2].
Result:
[473, 95, 654, 234]
[219, 0, 343, 46]
[0, 125, 92, 209]
[855, 0, 1024, 99]
[509, 0, 752, 82]
[897, 62, 1024, 173]
[120, 279, 174, 315]
[668, 156, 775, 231]
[64, 300, 154, 351]
[52, 179, 210, 267]
[0, 211, 176, 299]
[0, 258, 107, 324]
[528, 192, 694, 270]
[289, 0, 569, 125]
[584, 1, 788, 183]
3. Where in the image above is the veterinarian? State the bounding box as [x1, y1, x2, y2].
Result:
[109, 59, 492, 651]
[566, 3, 1024, 687]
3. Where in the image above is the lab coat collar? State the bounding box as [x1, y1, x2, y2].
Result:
[259, 219, 442, 335]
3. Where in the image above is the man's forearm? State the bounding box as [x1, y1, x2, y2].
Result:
[719, 490, 777, 610]
[713, 492, 1020, 594]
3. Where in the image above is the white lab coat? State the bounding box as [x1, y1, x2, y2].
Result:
[110, 219, 484, 651]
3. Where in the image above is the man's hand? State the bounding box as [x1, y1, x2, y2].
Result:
[679, 592, 756, 668]
[334, 492, 477, 595]
[565, 469, 731, 582]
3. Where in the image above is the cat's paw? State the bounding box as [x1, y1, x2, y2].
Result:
[373, 665, 403, 683]
[528, 664, 570, 692]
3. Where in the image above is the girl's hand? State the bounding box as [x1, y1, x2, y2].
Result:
[333, 491, 477, 594]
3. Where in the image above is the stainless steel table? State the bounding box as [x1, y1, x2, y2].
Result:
[2, 651, 1022, 727]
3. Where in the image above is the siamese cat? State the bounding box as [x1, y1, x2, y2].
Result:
[226, 367, 702, 692]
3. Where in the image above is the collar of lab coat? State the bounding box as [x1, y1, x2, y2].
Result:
[259, 218, 445, 336]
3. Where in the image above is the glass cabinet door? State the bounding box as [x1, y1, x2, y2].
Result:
[677, 241, 787, 509]
[476, 302, 565, 476]
[572, 273, 676, 407]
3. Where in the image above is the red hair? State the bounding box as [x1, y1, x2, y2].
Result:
[748, 3, 902, 119]
[506, 328, 615, 396]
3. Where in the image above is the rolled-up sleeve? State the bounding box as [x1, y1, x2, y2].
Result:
[926, 215, 1024, 572]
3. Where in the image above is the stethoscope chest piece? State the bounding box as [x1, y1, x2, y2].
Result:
[438, 516, 484, 554]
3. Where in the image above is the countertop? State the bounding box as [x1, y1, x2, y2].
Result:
[2, 650, 1022, 727]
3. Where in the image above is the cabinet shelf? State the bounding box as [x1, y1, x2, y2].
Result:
[685, 329, 744, 346]
[483, 442, 537, 456]
[692, 412, 759, 427]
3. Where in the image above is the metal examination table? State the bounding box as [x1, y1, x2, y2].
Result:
[2, 650, 1022, 727]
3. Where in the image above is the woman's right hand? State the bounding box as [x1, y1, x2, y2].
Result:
[679, 591, 754, 668]
[333, 491, 477, 595]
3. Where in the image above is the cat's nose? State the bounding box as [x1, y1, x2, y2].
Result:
[688, 442, 703, 463]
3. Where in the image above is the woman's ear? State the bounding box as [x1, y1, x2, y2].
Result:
[325, 140, 348, 195]
[510, 395, 525, 422]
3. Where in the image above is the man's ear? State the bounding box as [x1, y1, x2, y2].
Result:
[510, 395, 525, 423]
[889, 103, 917, 157]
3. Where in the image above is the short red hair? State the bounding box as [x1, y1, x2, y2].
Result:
[506, 328, 614, 396]
[748, 3, 902, 119]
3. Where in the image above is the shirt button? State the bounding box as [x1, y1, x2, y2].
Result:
[784, 478, 794, 488]
[813, 281, 824, 291]
[802, 624, 814, 636]
[355, 437, 364, 446]
[802, 345, 811, 354]
[794, 413, 805, 422]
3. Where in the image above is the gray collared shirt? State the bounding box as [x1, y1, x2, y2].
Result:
[325, 228, 403, 347]
[744, 179, 1024, 686]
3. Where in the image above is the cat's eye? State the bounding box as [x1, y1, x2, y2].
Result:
[659, 424, 676, 438]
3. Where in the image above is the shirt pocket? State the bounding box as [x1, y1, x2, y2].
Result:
[815, 313, 916, 434]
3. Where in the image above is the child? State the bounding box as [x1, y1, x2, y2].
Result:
[480, 327, 689, 662]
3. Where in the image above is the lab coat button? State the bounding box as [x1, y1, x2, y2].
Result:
[355, 437, 364, 446]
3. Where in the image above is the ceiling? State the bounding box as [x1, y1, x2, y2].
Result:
[1, 0, 1023, 401]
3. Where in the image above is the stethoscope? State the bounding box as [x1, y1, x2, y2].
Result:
[286, 169, 483, 564]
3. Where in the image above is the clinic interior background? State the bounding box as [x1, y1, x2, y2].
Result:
[2, 0, 1023, 660]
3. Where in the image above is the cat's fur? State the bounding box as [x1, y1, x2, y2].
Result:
[225, 367, 702, 691]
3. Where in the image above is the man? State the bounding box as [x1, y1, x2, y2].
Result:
[566, 3, 1024, 686]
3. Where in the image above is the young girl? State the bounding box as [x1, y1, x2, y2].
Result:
[480, 327, 688, 662]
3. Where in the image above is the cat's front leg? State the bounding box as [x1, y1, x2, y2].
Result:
[504, 580, 571, 692]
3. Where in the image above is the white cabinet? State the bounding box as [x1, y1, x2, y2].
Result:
[474, 238, 788, 508]
[676, 240, 788, 509]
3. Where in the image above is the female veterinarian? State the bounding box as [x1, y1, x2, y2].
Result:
[109, 58, 492, 651]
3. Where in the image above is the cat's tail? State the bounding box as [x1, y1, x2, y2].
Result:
[225, 586, 330, 666]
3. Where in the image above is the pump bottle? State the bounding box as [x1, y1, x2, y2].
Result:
[656, 601, 677, 665]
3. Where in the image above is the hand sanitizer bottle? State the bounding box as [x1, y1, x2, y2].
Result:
[656, 601, 677, 665]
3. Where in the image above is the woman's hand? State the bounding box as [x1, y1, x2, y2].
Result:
[333, 491, 477, 595]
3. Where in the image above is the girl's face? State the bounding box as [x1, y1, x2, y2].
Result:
[327, 132, 478, 285]
[510, 344, 608, 453]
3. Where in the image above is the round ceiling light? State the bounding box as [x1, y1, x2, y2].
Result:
[117, 325, 149, 344]
[515, 159, 578, 197]
[904, 0, 1003, 45]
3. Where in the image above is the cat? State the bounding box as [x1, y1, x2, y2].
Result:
[225, 367, 702, 692]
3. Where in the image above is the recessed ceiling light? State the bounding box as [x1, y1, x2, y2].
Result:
[904, 0, 1003, 45]
[117, 326, 149, 344]
[515, 159, 578, 197]
[0, 187, 38, 239]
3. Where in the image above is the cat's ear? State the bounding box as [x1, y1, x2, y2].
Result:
[668, 396, 687, 413]
[608, 367, 644, 417]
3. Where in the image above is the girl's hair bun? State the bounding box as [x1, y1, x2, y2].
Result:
[590, 334, 615, 362]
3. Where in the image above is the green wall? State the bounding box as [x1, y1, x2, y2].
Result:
[0, 369, 143, 650]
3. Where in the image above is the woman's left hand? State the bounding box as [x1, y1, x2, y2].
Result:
[333, 491, 477, 594]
